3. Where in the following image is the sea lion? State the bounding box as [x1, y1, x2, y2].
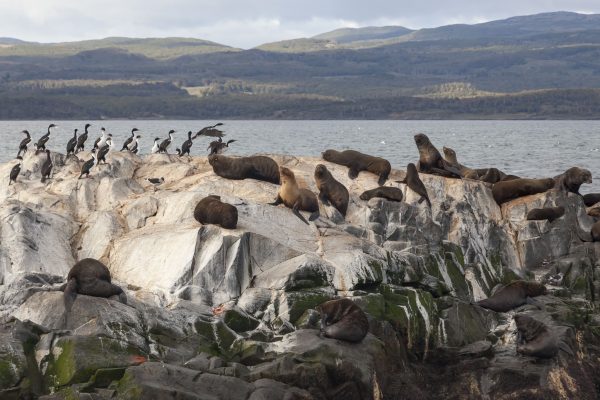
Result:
[491, 178, 555, 205]
[413, 133, 461, 178]
[442, 147, 479, 179]
[321, 149, 391, 185]
[591, 221, 600, 241]
[316, 298, 369, 343]
[397, 163, 431, 207]
[526, 206, 565, 222]
[583, 193, 600, 207]
[270, 166, 319, 225]
[63, 258, 127, 312]
[314, 164, 349, 216]
[194, 195, 238, 229]
[588, 207, 600, 220]
[514, 314, 559, 358]
[208, 154, 280, 184]
[359, 186, 404, 202]
[476, 280, 547, 312]
[554, 167, 592, 195]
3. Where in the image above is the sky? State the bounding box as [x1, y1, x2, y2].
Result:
[1, 1, 600, 48]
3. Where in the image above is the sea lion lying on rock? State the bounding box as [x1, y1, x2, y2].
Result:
[526, 206, 565, 223]
[476, 280, 547, 312]
[583, 193, 600, 207]
[270, 166, 319, 225]
[208, 154, 280, 184]
[359, 186, 403, 202]
[554, 167, 592, 195]
[316, 298, 369, 343]
[321, 149, 391, 185]
[413, 134, 461, 178]
[194, 195, 238, 229]
[442, 147, 479, 179]
[515, 314, 559, 358]
[492, 178, 555, 205]
[63, 258, 127, 312]
[314, 164, 349, 217]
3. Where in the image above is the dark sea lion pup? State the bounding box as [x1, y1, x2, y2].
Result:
[514, 314, 560, 358]
[554, 167, 592, 195]
[413, 133, 461, 178]
[360, 186, 403, 202]
[314, 164, 349, 216]
[63, 258, 127, 312]
[397, 163, 431, 207]
[270, 166, 319, 225]
[476, 280, 546, 312]
[316, 298, 369, 343]
[526, 206, 565, 223]
[322, 149, 391, 185]
[492, 178, 555, 205]
[583, 193, 600, 207]
[208, 154, 280, 184]
[194, 195, 238, 229]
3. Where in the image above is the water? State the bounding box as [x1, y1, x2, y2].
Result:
[2, 120, 599, 193]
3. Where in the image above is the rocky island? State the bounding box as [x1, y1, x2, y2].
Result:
[0, 149, 599, 399]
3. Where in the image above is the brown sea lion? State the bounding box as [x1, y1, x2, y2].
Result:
[63, 258, 127, 312]
[270, 166, 319, 225]
[583, 193, 600, 207]
[442, 147, 479, 179]
[588, 207, 600, 219]
[413, 133, 461, 178]
[321, 149, 391, 185]
[208, 154, 280, 184]
[316, 298, 369, 343]
[591, 221, 600, 241]
[554, 167, 592, 195]
[397, 163, 431, 207]
[476, 280, 546, 312]
[314, 164, 349, 216]
[194, 195, 238, 229]
[514, 314, 559, 358]
[491, 178, 555, 205]
[359, 186, 403, 202]
[526, 206, 565, 223]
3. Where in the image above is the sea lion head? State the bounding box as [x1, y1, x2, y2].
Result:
[314, 164, 330, 181]
[208, 154, 220, 167]
[525, 281, 547, 296]
[279, 166, 296, 184]
[359, 190, 372, 201]
[406, 163, 418, 175]
[414, 133, 431, 149]
[321, 149, 337, 161]
[567, 167, 592, 185]
[442, 146, 457, 163]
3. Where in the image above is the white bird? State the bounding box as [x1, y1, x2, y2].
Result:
[151, 137, 161, 154]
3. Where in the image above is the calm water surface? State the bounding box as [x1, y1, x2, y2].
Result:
[1, 120, 599, 192]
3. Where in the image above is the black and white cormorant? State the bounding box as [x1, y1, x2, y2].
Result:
[208, 138, 236, 155]
[151, 137, 161, 154]
[66, 129, 78, 155]
[96, 138, 112, 164]
[17, 130, 31, 157]
[76, 123, 92, 153]
[158, 130, 175, 153]
[192, 123, 224, 139]
[79, 153, 96, 179]
[175, 148, 181, 156]
[35, 124, 56, 154]
[128, 135, 141, 154]
[40, 150, 53, 183]
[9, 156, 22, 186]
[121, 128, 139, 151]
[93, 128, 110, 150]
[180, 131, 193, 156]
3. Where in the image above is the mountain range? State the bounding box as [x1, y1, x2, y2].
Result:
[1, 11, 600, 119]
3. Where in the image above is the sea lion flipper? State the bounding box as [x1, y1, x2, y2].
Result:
[348, 168, 359, 180]
[269, 195, 283, 206]
[292, 204, 310, 225]
[308, 210, 320, 222]
[377, 174, 387, 186]
[418, 197, 425, 204]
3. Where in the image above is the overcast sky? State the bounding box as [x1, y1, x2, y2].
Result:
[1, 1, 600, 48]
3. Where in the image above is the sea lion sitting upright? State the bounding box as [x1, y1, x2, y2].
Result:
[194, 195, 238, 229]
[63, 258, 127, 312]
[270, 166, 319, 225]
[314, 164, 349, 217]
[554, 167, 592, 195]
[476, 280, 547, 312]
[442, 146, 479, 179]
[208, 154, 280, 184]
[359, 186, 403, 202]
[514, 314, 559, 358]
[583, 193, 600, 207]
[316, 298, 369, 343]
[413, 133, 461, 178]
[492, 178, 555, 205]
[526, 206, 565, 223]
[397, 163, 431, 207]
[321, 149, 391, 185]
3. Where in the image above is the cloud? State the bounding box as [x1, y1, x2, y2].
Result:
[1, 0, 600, 48]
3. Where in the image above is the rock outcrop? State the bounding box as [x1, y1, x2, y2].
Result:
[0, 150, 599, 399]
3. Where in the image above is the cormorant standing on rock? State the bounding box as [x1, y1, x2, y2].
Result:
[96, 138, 112, 164]
[9, 156, 22, 185]
[180, 131, 193, 156]
[17, 130, 31, 157]
[121, 128, 139, 151]
[66, 129, 78, 155]
[208, 138, 236, 155]
[158, 130, 175, 153]
[40, 150, 52, 183]
[151, 137, 161, 154]
[76, 124, 91, 153]
[35, 124, 56, 154]
[128, 135, 141, 154]
[79, 153, 96, 179]
[93, 128, 110, 150]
